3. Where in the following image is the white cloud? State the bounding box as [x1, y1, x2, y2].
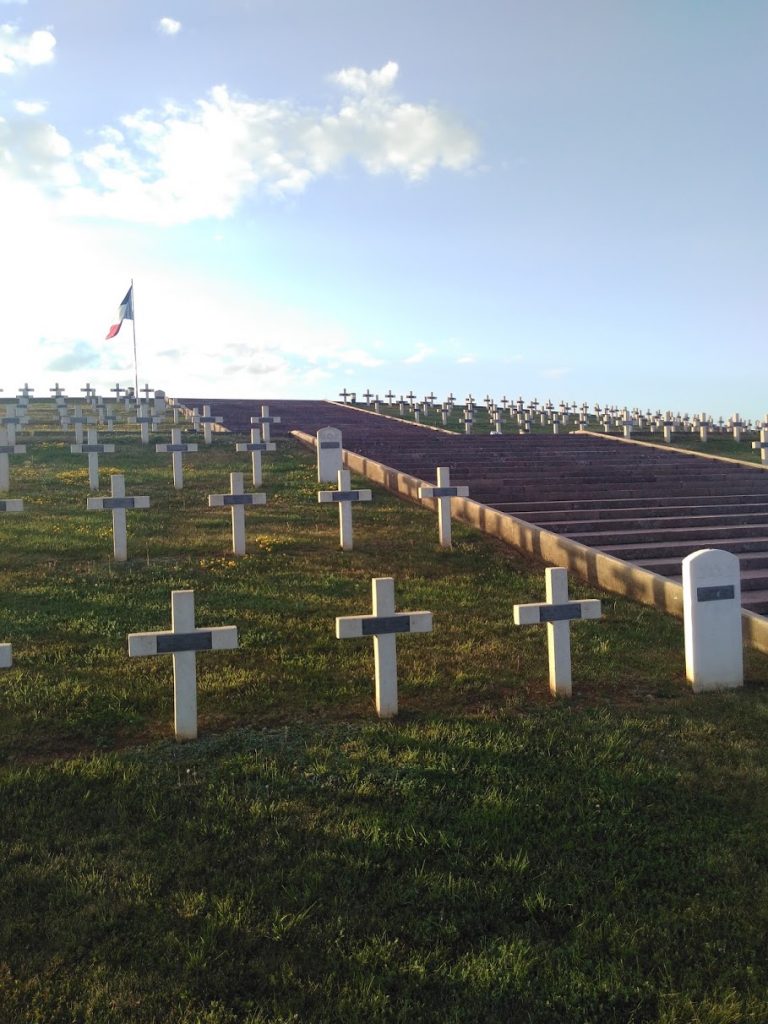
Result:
[0, 62, 478, 225]
[456, 355, 476, 364]
[0, 24, 55, 74]
[404, 345, 435, 365]
[14, 98, 47, 114]
[542, 367, 571, 379]
[158, 17, 181, 35]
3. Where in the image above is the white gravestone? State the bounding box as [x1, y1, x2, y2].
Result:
[752, 427, 768, 465]
[0, 428, 26, 493]
[200, 404, 224, 445]
[318, 469, 372, 551]
[251, 405, 281, 444]
[1, 409, 21, 447]
[0, 641, 10, 668]
[132, 404, 161, 444]
[335, 577, 432, 718]
[682, 549, 743, 692]
[513, 568, 602, 697]
[87, 474, 150, 562]
[235, 429, 276, 486]
[153, 390, 167, 416]
[418, 467, 469, 549]
[208, 472, 266, 556]
[156, 428, 198, 490]
[317, 426, 343, 483]
[70, 408, 95, 446]
[70, 427, 115, 492]
[128, 590, 238, 741]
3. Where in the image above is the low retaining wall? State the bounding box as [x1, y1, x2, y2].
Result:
[293, 429, 768, 655]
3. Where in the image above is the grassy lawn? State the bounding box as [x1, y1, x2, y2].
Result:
[2, 403, 768, 1022]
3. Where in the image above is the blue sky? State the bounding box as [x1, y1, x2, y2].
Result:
[0, 1, 765, 418]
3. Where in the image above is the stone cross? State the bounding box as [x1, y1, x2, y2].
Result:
[208, 472, 266, 555]
[418, 467, 469, 548]
[462, 412, 473, 435]
[250, 404, 281, 443]
[0, 428, 26, 492]
[317, 426, 343, 483]
[513, 567, 602, 697]
[70, 407, 95, 446]
[132, 403, 161, 444]
[18, 383, 34, 398]
[111, 383, 125, 402]
[199, 404, 224, 445]
[70, 427, 115, 491]
[140, 383, 153, 403]
[661, 416, 674, 443]
[128, 590, 238, 741]
[385, 390, 395, 405]
[699, 416, 712, 443]
[49, 382, 65, 398]
[80, 383, 96, 401]
[335, 577, 432, 718]
[156, 428, 199, 490]
[363, 389, 374, 407]
[1, 408, 21, 447]
[731, 414, 745, 443]
[752, 427, 768, 465]
[682, 549, 743, 692]
[235, 429, 276, 486]
[318, 469, 372, 550]
[86, 474, 150, 561]
[339, 389, 352, 404]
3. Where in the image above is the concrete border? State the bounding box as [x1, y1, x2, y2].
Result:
[326, 400, 456, 436]
[293, 428, 768, 656]
[576, 429, 767, 472]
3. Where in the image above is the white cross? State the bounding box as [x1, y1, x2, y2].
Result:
[250, 404, 281, 443]
[69, 406, 96, 445]
[199, 404, 224, 445]
[70, 427, 115, 491]
[128, 590, 238, 741]
[339, 388, 352, 404]
[513, 568, 602, 697]
[335, 577, 432, 718]
[156, 428, 199, 489]
[318, 469, 372, 550]
[132, 403, 162, 444]
[731, 413, 745, 442]
[49, 382, 65, 398]
[111, 383, 125, 401]
[140, 383, 153, 403]
[18, 383, 34, 398]
[363, 389, 374, 406]
[81, 382, 96, 400]
[87, 474, 150, 561]
[235, 429, 276, 485]
[0, 428, 26, 493]
[753, 427, 768, 464]
[208, 472, 266, 555]
[418, 467, 469, 548]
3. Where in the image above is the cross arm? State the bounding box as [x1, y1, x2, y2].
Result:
[336, 611, 432, 639]
[128, 625, 238, 656]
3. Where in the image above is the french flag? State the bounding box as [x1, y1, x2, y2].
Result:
[105, 285, 133, 339]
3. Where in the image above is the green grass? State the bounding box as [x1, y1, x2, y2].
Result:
[2, 402, 768, 1022]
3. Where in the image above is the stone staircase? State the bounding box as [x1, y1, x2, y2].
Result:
[177, 398, 768, 615]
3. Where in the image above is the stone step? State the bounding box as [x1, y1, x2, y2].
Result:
[569, 522, 768, 548]
[500, 501, 768, 524]
[604, 536, 768, 561]
[537, 511, 768, 535]
[638, 552, 768, 577]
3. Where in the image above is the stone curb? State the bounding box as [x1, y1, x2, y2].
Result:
[292, 428, 768, 656]
[575, 429, 767, 472]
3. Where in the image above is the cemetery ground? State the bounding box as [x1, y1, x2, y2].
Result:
[3, 415, 768, 1022]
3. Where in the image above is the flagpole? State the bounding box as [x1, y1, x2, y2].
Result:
[131, 277, 139, 406]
